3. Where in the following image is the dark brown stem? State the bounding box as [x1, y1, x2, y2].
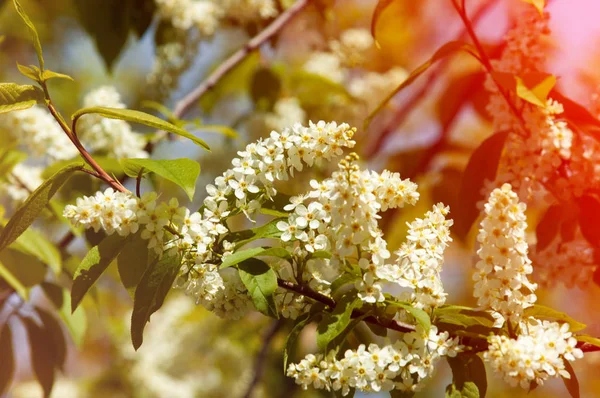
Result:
[277, 279, 416, 333]
[171, 0, 310, 120]
[242, 319, 283, 398]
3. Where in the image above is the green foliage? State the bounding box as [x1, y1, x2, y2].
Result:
[250, 67, 282, 111]
[11, 227, 62, 275]
[131, 252, 181, 350]
[12, 0, 44, 70]
[575, 334, 600, 348]
[72, 107, 210, 151]
[283, 312, 321, 372]
[227, 218, 285, 249]
[387, 301, 431, 332]
[42, 156, 123, 179]
[523, 305, 587, 332]
[120, 158, 201, 200]
[74, 0, 155, 69]
[433, 305, 495, 328]
[238, 258, 279, 318]
[446, 354, 487, 398]
[0, 148, 27, 178]
[0, 83, 43, 114]
[42, 282, 88, 346]
[455, 131, 508, 239]
[221, 246, 290, 269]
[23, 316, 58, 397]
[36, 308, 68, 371]
[562, 360, 580, 398]
[316, 293, 362, 351]
[17, 63, 74, 84]
[0, 248, 47, 299]
[0, 163, 80, 252]
[71, 234, 130, 312]
[117, 233, 152, 296]
[0, 323, 14, 396]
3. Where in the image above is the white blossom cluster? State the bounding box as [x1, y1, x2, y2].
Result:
[0, 106, 78, 161]
[287, 326, 461, 395]
[329, 28, 375, 67]
[473, 184, 537, 328]
[155, 0, 223, 34]
[264, 97, 306, 132]
[348, 67, 408, 111]
[483, 3, 577, 202]
[484, 318, 583, 389]
[0, 164, 44, 205]
[65, 121, 356, 319]
[78, 86, 149, 159]
[221, 0, 278, 24]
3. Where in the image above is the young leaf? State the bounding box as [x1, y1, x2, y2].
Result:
[41, 70, 74, 82]
[221, 247, 290, 269]
[120, 158, 201, 200]
[117, 233, 151, 295]
[316, 293, 363, 351]
[387, 301, 431, 332]
[0, 323, 15, 396]
[11, 227, 62, 275]
[12, 0, 45, 70]
[0, 164, 80, 252]
[523, 305, 586, 332]
[35, 308, 67, 371]
[227, 218, 286, 249]
[491, 72, 556, 108]
[575, 334, 600, 348]
[131, 253, 181, 350]
[0, 83, 42, 114]
[446, 354, 487, 398]
[455, 131, 509, 239]
[72, 107, 210, 151]
[562, 360, 580, 398]
[521, 0, 545, 14]
[71, 234, 130, 312]
[365, 41, 478, 128]
[23, 317, 57, 397]
[16, 63, 41, 81]
[238, 258, 279, 318]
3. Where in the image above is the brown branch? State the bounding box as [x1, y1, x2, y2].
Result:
[277, 279, 416, 333]
[242, 319, 284, 398]
[171, 0, 310, 120]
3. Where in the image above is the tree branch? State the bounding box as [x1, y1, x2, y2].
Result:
[242, 319, 284, 398]
[171, 0, 311, 120]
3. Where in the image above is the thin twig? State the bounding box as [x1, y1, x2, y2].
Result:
[171, 0, 311, 120]
[242, 319, 284, 398]
[277, 279, 415, 333]
[366, 0, 496, 158]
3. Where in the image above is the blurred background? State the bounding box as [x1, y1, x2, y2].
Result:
[0, 0, 599, 397]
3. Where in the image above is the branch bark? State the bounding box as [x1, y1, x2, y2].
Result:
[242, 319, 283, 398]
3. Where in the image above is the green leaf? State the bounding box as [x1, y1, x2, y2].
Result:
[492, 72, 556, 108]
[72, 107, 210, 151]
[0, 83, 42, 114]
[227, 218, 286, 249]
[35, 308, 67, 371]
[284, 312, 318, 372]
[0, 249, 46, 299]
[433, 306, 495, 328]
[129, 0, 156, 37]
[455, 131, 509, 239]
[41, 69, 74, 82]
[446, 354, 487, 398]
[316, 293, 363, 351]
[16, 63, 41, 81]
[308, 251, 332, 260]
[117, 233, 151, 295]
[575, 334, 600, 348]
[71, 234, 129, 312]
[523, 305, 586, 332]
[0, 164, 80, 252]
[0, 148, 27, 178]
[74, 0, 129, 70]
[365, 41, 479, 128]
[387, 301, 431, 332]
[120, 158, 200, 200]
[191, 124, 239, 139]
[23, 317, 56, 397]
[131, 252, 181, 350]
[330, 273, 360, 294]
[12, 0, 44, 70]
[562, 360, 580, 398]
[42, 156, 122, 179]
[0, 323, 15, 396]
[238, 258, 279, 318]
[11, 227, 62, 274]
[250, 67, 282, 111]
[41, 282, 87, 346]
[221, 247, 290, 269]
